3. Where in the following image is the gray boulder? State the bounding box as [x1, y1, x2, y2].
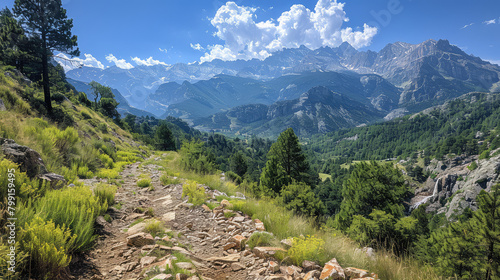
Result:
[1, 138, 48, 177]
[1, 138, 67, 188]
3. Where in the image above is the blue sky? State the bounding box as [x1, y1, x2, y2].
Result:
[3, 0, 500, 69]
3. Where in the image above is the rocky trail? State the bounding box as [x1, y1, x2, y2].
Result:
[71, 155, 376, 280]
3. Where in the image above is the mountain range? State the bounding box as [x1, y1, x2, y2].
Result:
[66, 39, 500, 137]
[193, 86, 384, 138]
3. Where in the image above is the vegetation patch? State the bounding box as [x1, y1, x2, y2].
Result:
[181, 180, 206, 206]
[137, 178, 152, 188]
[144, 219, 165, 238]
[247, 232, 274, 249]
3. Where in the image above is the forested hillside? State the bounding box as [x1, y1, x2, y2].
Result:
[308, 92, 500, 162]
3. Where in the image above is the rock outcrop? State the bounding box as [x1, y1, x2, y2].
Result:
[0, 138, 67, 188]
[1, 138, 48, 177]
[411, 153, 500, 219]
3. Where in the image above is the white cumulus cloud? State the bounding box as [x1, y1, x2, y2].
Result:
[105, 54, 134, 69]
[200, 0, 377, 62]
[190, 43, 205, 51]
[159, 48, 168, 53]
[132, 56, 168, 66]
[54, 53, 104, 72]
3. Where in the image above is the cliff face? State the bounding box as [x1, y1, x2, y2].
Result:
[411, 152, 500, 219]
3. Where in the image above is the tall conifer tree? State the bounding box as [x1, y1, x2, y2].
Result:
[13, 0, 79, 113]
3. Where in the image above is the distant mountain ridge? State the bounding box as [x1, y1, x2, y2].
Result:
[66, 39, 500, 136]
[149, 71, 400, 120]
[67, 39, 500, 109]
[194, 86, 384, 138]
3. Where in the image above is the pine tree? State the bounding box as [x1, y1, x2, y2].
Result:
[436, 220, 484, 278]
[259, 156, 287, 196]
[279, 182, 325, 217]
[154, 122, 176, 151]
[335, 161, 409, 230]
[475, 184, 500, 279]
[229, 151, 247, 177]
[262, 128, 316, 193]
[0, 8, 30, 70]
[13, 0, 79, 113]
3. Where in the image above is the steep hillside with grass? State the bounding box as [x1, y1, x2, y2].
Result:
[0, 67, 150, 279]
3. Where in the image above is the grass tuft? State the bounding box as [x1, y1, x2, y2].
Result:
[144, 219, 165, 238]
[137, 178, 151, 188]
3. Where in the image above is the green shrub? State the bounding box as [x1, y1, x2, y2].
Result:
[28, 117, 49, 129]
[182, 180, 206, 206]
[205, 202, 218, 210]
[228, 200, 246, 212]
[51, 92, 66, 103]
[97, 168, 120, 179]
[99, 153, 115, 169]
[35, 186, 106, 252]
[81, 110, 92, 119]
[288, 235, 326, 266]
[104, 214, 112, 223]
[145, 219, 165, 237]
[98, 123, 108, 133]
[168, 252, 195, 276]
[43, 126, 79, 160]
[226, 170, 242, 185]
[467, 161, 478, 171]
[0, 242, 28, 279]
[179, 139, 216, 174]
[74, 144, 102, 172]
[19, 216, 76, 278]
[146, 207, 155, 216]
[77, 164, 94, 179]
[137, 178, 151, 188]
[117, 150, 142, 163]
[216, 195, 230, 202]
[0, 159, 45, 221]
[92, 139, 117, 161]
[93, 183, 117, 207]
[479, 150, 490, 160]
[247, 232, 274, 249]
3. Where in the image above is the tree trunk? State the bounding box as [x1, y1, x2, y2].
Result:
[41, 31, 52, 113]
